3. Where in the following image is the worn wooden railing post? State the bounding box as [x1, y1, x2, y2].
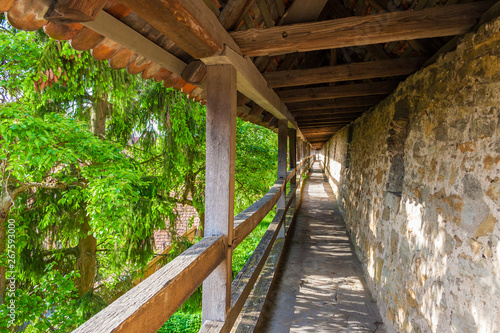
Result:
[202, 64, 236, 323]
[288, 129, 297, 229]
[277, 119, 287, 238]
[289, 129, 297, 182]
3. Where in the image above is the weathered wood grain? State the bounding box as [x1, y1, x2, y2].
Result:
[120, 0, 239, 59]
[287, 96, 385, 111]
[295, 112, 363, 121]
[277, 120, 288, 239]
[222, 208, 286, 332]
[278, 81, 399, 103]
[230, 1, 494, 56]
[73, 236, 225, 333]
[70, 26, 104, 51]
[44, 0, 107, 23]
[292, 107, 367, 117]
[92, 38, 121, 60]
[108, 48, 136, 70]
[202, 46, 298, 129]
[0, 0, 15, 13]
[264, 57, 425, 88]
[43, 22, 83, 40]
[141, 63, 162, 80]
[6, 0, 48, 31]
[126, 55, 151, 75]
[181, 60, 207, 84]
[203, 64, 237, 323]
[232, 239, 285, 332]
[233, 181, 283, 248]
[199, 320, 225, 333]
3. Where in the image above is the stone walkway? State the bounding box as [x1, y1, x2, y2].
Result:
[256, 162, 385, 333]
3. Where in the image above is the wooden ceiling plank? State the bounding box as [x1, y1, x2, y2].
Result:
[295, 115, 361, 123]
[292, 107, 367, 117]
[257, 0, 275, 27]
[287, 95, 385, 111]
[279, 0, 328, 25]
[264, 57, 425, 88]
[274, 0, 285, 17]
[299, 121, 352, 128]
[278, 81, 399, 103]
[230, 1, 494, 57]
[326, 0, 391, 60]
[218, 0, 255, 30]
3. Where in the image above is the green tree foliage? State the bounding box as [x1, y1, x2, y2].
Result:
[0, 20, 278, 332]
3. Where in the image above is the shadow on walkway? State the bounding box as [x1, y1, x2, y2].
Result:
[256, 162, 384, 333]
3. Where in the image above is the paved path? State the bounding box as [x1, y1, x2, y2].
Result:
[256, 162, 385, 333]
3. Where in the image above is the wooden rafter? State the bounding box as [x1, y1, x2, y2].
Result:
[278, 81, 398, 103]
[292, 107, 367, 117]
[120, 0, 239, 59]
[287, 96, 385, 111]
[264, 57, 425, 88]
[218, 0, 255, 30]
[119, 0, 300, 133]
[230, 1, 494, 57]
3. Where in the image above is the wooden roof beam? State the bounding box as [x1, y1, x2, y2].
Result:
[120, 0, 301, 133]
[291, 107, 368, 117]
[120, 0, 239, 59]
[287, 95, 385, 111]
[294, 113, 363, 121]
[278, 81, 398, 103]
[264, 57, 425, 88]
[299, 121, 352, 128]
[230, 1, 494, 57]
[300, 126, 343, 134]
[218, 0, 255, 30]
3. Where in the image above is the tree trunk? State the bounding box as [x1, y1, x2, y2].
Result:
[90, 95, 108, 139]
[75, 216, 97, 296]
[75, 95, 107, 296]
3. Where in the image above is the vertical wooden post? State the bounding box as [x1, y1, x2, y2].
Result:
[287, 129, 297, 230]
[202, 64, 236, 323]
[289, 129, 297, 184]
[277, 119, 287, 238]
[288, 129, 297, 221]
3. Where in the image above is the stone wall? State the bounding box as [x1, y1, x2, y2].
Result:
[321, 18, 500, 333]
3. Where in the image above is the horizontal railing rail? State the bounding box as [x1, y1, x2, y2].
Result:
[73, 155, 315, 333]
[74, 236, 226, 333]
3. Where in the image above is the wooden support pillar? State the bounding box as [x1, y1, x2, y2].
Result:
[202, 64, 237, 323]
[289, 129, 297, 184]
[288, 129, 297, 229]
[277, 120, 287, 238]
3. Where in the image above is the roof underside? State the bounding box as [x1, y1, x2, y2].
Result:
[2, 0, 497, 148]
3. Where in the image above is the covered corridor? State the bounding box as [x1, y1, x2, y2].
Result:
[257, 162, 384, 333]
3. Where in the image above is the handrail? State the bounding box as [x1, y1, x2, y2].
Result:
[73, 155, 314, 333]
[233, 156, 312, 248]
[74, 236, 226, 333]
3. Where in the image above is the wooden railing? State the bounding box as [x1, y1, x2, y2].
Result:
[73, 155, 314, 333]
